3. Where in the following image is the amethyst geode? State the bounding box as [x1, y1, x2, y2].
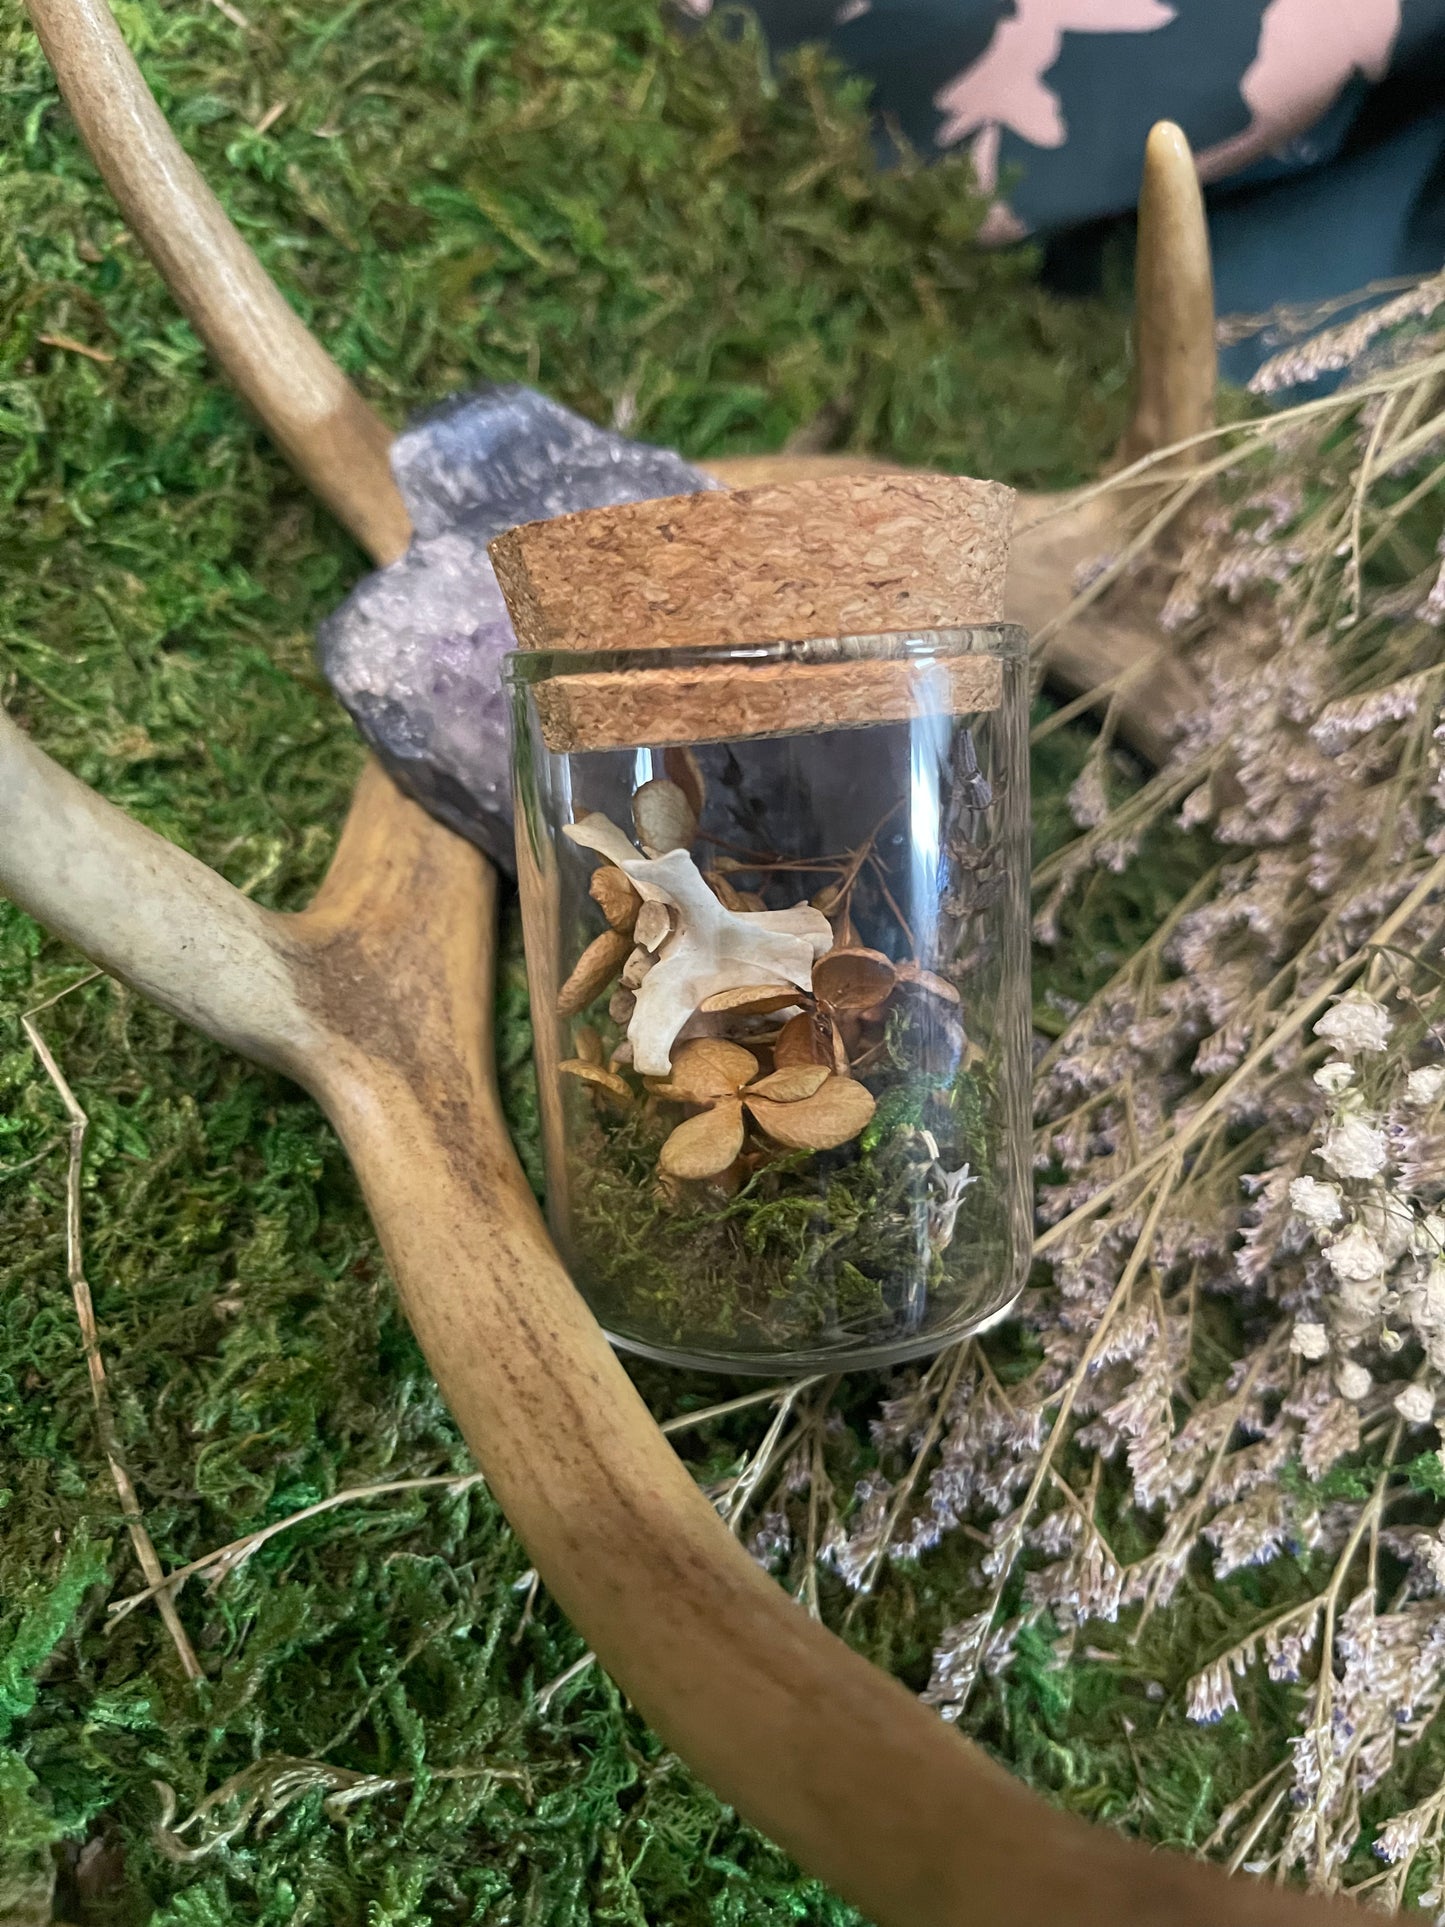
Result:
[317, 385, 713, 871]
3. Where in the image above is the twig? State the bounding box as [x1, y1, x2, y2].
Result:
[37, 332, 114, 364]
[108, 1470, 488, 1623]
[24, 975, 202, 1681]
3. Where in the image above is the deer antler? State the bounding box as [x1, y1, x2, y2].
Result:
[7, 7, 1354, 1923]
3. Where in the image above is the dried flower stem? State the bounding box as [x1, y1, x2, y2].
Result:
[24, 976, 202, 1682]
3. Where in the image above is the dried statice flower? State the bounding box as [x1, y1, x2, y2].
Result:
[798, 295, 1445, 1894]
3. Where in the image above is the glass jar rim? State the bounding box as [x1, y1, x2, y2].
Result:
[503, 621, 1028, 686]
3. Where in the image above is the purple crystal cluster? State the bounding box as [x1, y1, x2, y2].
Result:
[317, 385, 712, 871]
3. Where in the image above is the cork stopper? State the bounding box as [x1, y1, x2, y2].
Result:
[490, 472, 1015, 751]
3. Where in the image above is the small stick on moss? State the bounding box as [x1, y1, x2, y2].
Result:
[23, 975, 203, 1682]
[108, 1470, 488, 1622]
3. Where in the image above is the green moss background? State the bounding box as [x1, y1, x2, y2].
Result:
[0, 1, 1276, 1921]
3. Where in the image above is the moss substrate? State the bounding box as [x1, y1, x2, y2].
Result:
[0, 1, 1288, 1921]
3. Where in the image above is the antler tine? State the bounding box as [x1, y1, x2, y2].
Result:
[24, 0, 411, 565]
[0, 703, 318, 1069]
[1117, 119, 1217, 466]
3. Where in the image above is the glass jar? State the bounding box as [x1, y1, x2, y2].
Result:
[506, 622, 1031, 1374]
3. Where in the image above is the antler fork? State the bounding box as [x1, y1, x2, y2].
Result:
[3, 5, 1354, 1923]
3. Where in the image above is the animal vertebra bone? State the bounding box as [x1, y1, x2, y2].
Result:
[564, 811, 831, 1076]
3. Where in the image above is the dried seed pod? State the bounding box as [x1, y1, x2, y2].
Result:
[659, 1097, 746, 1179]
[608, 986, 636, 1026]
[748, 1064, 830, 1102]
[634, 898, 673, 953]
[574, 1024, 604, 1066]
[895, 961, 961, 1005]
[774, 1012, 831, 1069]
[621, 945, 657, 989]
[746, 1075, 876, 1151]
[558, 1059, 633, 1104]
[558, 927, 632, 1018]
[589, 863, 641, 934]
[812, 947, 898, 1014]
[662, 744, 707, 819]
[648, 1038, 758, 1102]
[632, 778, 697, 856]
[696, 983, 800, 1018]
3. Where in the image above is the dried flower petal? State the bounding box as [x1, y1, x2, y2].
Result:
[774, 1012, 831, 1069]
[659, 1097, 745, 1179]
[749, 1065, 831, 1102]
[649, 1038, 759, 1101]
[589, 864, 641, 933]
[558, 928, 632, 1018]
[894, 961, 962, 1005]
[662, 745, 707, 819]
[704, 869, 749, 911]
[811, 947, 898, 1013]
[632, 778, 697, 856]
[696, 984, 801, 1017]
[557, 1059, 633, 1103]
[747, 1075, 876, 1150]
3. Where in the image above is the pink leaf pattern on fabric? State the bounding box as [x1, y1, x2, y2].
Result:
[933, 0, 1177, 150]
[1194, 0, 1402, 181]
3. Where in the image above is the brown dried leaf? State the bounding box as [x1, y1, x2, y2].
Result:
[829, 1017, 851, 1074]
[704, 869, 749, 912]
[558, 927, 632, 1018]
[634, 898, 672, 952]
[812, 946, 897, 1013]
[590, 864, 641, 933]
[608, 986, 636, 1026]
[648, 1037, 758, 1101]
[895, 961, 961, 1004]
[632, 777, 697, 855]
[696, 983, 800, 1018]
[774, 1012, 831, 1068]
[558, 1059, 633, 1103]
[746, 1076, 876, 1151]
[748, 1064, 830, 1102]
[573, 1024, 603, 1066]
[658, 1097, 745, 1179]
[662, 745, 707, 819]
